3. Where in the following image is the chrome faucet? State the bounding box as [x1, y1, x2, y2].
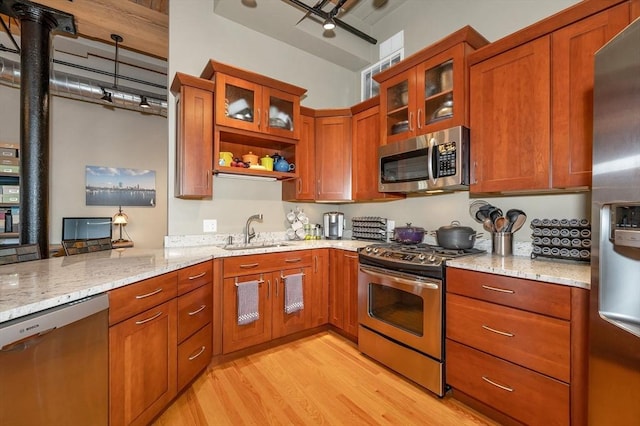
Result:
[245, 213, 263, 244]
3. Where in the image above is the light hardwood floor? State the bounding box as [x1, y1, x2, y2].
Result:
[154, 332, 499, 425]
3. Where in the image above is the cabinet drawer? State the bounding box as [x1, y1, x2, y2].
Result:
[447, 268, 571, 319]
[178, 260, 212, 296]
[177, 283, 212, 343]
[447, 340, 569, 426]
[447, 293, 570, 382]
[108, 272, 178, 325]
[223, 250, 312, 277]
[178, 323, 212, 391]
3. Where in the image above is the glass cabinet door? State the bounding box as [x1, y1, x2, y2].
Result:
[423, 60, 454, 125]
[264, 87, 300, 139]
[215, 73, 262, 133]
[381, 71, 415, 143]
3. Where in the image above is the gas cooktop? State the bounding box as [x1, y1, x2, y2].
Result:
[358, 243, 485, 278]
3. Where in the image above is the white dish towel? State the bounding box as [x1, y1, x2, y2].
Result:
[237, 280, 260, 325]
[284, 273, 304, 314]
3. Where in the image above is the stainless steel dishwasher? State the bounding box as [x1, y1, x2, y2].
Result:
[0, 293, 109, 426]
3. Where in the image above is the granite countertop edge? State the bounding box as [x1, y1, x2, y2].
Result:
[1, 240, 590, 324]
[446, 253, 591, 290]
[0, 240, 368, 324]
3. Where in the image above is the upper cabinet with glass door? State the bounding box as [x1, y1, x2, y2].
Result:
[375, 26, 489, 145]
[202, 60, 306, 140]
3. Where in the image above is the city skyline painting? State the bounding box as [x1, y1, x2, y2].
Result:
[85, 166, 156, 207]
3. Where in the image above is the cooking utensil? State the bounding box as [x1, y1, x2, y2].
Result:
[483, 217, 495, 233]
[494, 216, 508, 232]
[393, 223, 425, 244]
[469, 200, 489, 224]
[510, 212, 528, 233]
[504, 209, 527, 232]
[434, 221, 479, 249]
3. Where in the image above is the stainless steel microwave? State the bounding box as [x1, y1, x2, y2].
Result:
[378, 126, 469, 193]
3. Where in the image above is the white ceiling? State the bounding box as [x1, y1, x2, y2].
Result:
[213, 0, 409, 71]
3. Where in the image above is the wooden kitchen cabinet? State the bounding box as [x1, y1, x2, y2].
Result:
[469, 1, 631, 193]
[109, 261, 214, 425]
[315, 110, 352, 202]
[109, 272, 179, 426]
[282, 108, 315, 201]
[170, 73, 215, 199]
[198, 60, 307, 182]
[176, 261, 213, 392]
[446, 268, 588, 426]
[221, 250, 319, 353]
[307, 248, 330, 328]
[203, 60, 305, 140]
[351, 97, 404, 202]
[329, 249, 359, 340]
[375, 26, 488, 145]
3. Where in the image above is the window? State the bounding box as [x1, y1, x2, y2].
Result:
[361, 50, 403, 101]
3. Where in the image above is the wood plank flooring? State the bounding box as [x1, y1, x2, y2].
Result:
[154, 332, 499, 425]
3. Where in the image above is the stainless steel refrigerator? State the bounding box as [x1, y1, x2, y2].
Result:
[589, 17, 640, 425]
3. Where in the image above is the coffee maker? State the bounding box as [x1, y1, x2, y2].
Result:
[323, 212, 344, 240]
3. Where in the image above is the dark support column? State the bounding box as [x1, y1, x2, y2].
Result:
[0, 0, 75, 258]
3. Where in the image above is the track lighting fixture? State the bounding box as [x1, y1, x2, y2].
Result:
[323, 16, 336, 31]
[139, 95, 150, 108]
[101, 88, 113, 103]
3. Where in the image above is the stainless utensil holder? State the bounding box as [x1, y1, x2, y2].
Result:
[492, 232, 513, 257]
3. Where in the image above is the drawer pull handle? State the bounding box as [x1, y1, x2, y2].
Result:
[135, 288, 163, 299]
[135, 311, 162, 325]
[482, 325, 514, 337]
[481, 285, 514, 294]
[285, 258, 302, 263]
[482, 376, 514, 392]
[240, 263, 260, 269]
[188, 345, 206, 361]
[188, 305, 207, 316]
[188, 271, 207, 280]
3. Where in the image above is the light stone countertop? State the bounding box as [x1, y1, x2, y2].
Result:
[446, 253, 591, 290]
[0, 238, 590, 324]
[0, 240, 369, 324]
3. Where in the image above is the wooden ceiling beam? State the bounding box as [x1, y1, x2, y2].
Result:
[25, 0, 168, 59]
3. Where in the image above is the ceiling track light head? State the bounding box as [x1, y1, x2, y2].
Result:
[101, 88, 113, 103]
[139, 95, 150, 109]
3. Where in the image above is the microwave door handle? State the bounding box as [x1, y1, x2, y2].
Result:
[427, 137, 437, 186]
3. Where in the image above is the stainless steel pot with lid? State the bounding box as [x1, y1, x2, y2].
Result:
[434, 221, 479, 249]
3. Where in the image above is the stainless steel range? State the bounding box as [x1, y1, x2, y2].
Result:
[357, 243, 483, 396]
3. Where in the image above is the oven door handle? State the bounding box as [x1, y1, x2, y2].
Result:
[359, 266, 439, 290]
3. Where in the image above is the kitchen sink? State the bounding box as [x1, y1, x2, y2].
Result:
[222, 242, 292, 251]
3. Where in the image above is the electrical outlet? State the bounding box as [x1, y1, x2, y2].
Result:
[203, 219, 217, 233]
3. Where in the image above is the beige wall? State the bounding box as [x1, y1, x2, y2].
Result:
[168, 0, 589, 243]
[0, 84, 168, 248]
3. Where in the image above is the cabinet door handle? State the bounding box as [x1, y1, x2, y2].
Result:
[240, 263, 260, 269]
[482, 376, 514, 392]
[188, 304, 206, 316]
[188, 345, 206, 361]
[482, 324, 514, 337]
[275, 278, 279, 297]
[135, 288, 163, 299]
[188, 271, 207, 280]
[298, 178, 302, 194]
[135, 311, 163, 325]
[314, 255, 318, 273]
[257, 108, 261, 128]
[205, 170, 210, 189]
[481, 284, 514, 294]
[409, 111, 414, 131]
[417, 108, 422, 129]
[345, 254, 358, 259]
[266, 279, 271, 299]
[285, 257, 302, 263]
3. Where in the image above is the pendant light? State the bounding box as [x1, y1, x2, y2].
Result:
[102, 33, 122, 104]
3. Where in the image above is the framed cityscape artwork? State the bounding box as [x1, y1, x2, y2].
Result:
[85, 165, 156, 207]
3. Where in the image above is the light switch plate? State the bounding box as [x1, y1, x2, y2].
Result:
[203, 219, 217, 233]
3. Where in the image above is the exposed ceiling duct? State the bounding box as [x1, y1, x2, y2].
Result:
[0, 56, 167, 116]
